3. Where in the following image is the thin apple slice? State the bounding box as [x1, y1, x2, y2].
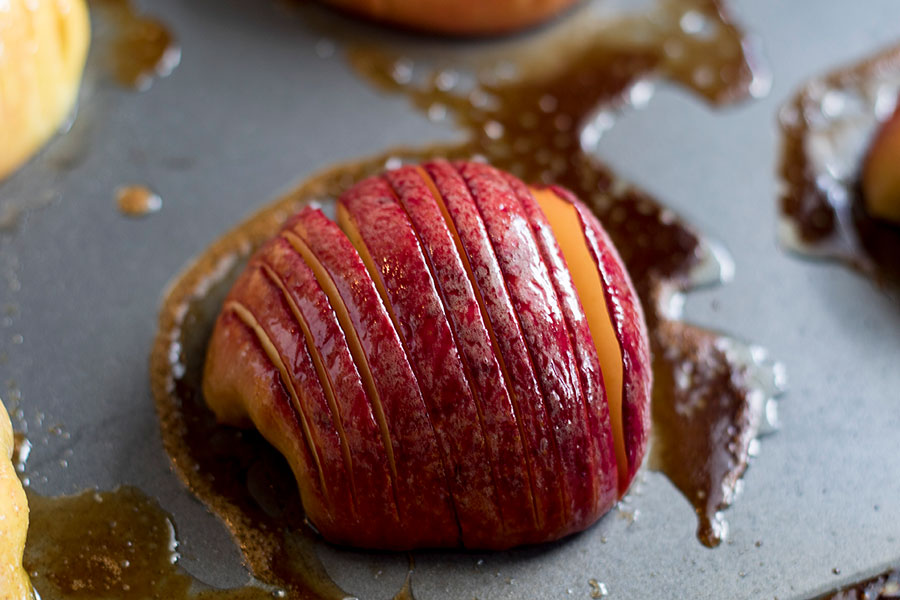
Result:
[203, 308, 334, 536]
[255, 236, 402, 547]
[424, 159, 567, 541]
[521, 183, 623, 498]
[456, 160, 594, 537]
[284, 207, 460, 549]
[505, 177, 619, 520]
[553, 185, 652, 491]
[862, 100, 900, 224]
[386, 164, 539, 546]
[226, 266, 358, 531]
[337, 174, 503, 548]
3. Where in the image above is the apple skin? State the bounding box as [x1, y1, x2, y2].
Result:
[862, 99, 900, 225]
[284, 208, 460, 549]
[255, 238, 402, 542]
[204, 307, 337, 537]
[388, 165, 539, 545]
[552, 185, 652, 488]
[503, 173, 618, 511]
[320, 0, 581, 36]
[424, 160, 570, 541]
[338, 175, 504, 548]
[455, 160, 602, 537]
[203, 161, 652, 549]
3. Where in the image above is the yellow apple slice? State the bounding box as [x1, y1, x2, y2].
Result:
[0, 0, 90, 179]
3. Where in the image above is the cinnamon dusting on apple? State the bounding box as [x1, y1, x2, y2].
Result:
[149, 0, 782, 596]
[778, 43, 900, 283]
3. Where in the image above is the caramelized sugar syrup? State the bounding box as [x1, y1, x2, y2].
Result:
[779, 44, 900, 283]
[89, 0, 181, 91]
[141, 1, 785, 597]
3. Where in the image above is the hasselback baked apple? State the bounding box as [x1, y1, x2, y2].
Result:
[203, 160, 651, 550]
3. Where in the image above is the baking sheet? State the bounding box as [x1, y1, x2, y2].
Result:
[2, 0, 900, 598]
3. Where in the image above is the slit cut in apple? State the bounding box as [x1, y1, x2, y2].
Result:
[255, 261, 357, 503]
[285, 208, 460, 549]
[278, 229, 400, 505]
[203, 309, 335, 533]
[340, 173, 521, 548]
[402, 165, 540, 541]
[529, 187, 628, 493]
[425, 160, 570, 540]
[225, 300, 331, 501]
[257, 237, 402, 539]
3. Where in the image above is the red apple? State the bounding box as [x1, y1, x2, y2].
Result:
[203, 160, 652, 550]
[862, 98, 900, 224]
[556, 185, 652, 486]
[254, 237, 402, 546]
[503, 173, 618, 508]
[204, 308, 336, 535]
[284, 207, 460, 549]
[425, 160, 569, 541]
[337, 175, 506, 548]
[455, 161, 598, 536]
[386, 165, 539, 545]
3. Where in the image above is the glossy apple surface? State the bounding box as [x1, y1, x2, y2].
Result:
[203, 159, 651, 550]
[320, 0, 581, 36]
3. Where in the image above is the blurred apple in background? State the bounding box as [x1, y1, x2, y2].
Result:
[203, 159, 651, 550]
[862, 97, 900, 225]
[319, 0, 582, 35]
[0, 0, 90, 180]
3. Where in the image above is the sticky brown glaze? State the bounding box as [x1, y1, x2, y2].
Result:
[24, 487, 273, 599]
[90, 0, 181, 90]
[150, 6, 781, 600]
[778, 43, 900, 283]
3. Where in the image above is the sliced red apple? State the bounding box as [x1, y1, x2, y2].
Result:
[203, 308, 334, 535]
[503, 175, 618, 516]
[225, 265, 358, 531]
[336, 175, 504, 548]
[456, 160, 596, 537]
[254, 236, 402, 547]
[284, 207, 460, 549]
[386, 164, 539, 546]
[862, 100, 900, 224]
[553, 185, 652, 489]
[203, 160, 653, 550]
[424, 159, 568, 541]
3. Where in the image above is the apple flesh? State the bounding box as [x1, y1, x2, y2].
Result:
[862, 98, 900, 224]
[1, 399, 32, 599]
[203, 160, 652, 549]
[0, 0, 89, 180]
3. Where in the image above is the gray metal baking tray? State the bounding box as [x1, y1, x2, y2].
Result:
[2, 0, 900, 598]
